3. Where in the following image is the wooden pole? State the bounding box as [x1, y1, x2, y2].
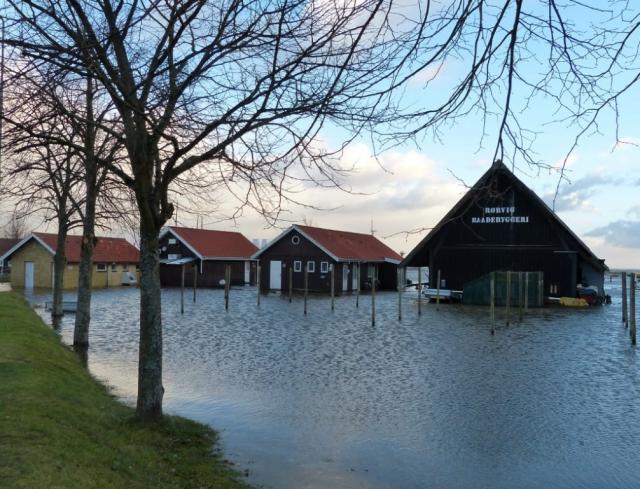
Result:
[289, 266, 293, 303]
[304, 265, 308, 315]
[630, 273, 636, 346]
[622, 271, 628, 327]
[356, 263, 360, 308]
[193, 263, 197, 303]
[224, 264, 230, 311]
[490, 271, 495, 335]
[538, 272, 543, 307]
[397, 267, 402, 321]
[506, 271, 511, 326]
[436, 269, 441, 309]
[417, 267, 422, 316]
[180, 264, 185, 315]
[524, 272, 529, 311]
[518, 271, 523, 322]
[371, 266, 376, 327]
[330, 265, 335, 312]
[257, 264, 261, 306]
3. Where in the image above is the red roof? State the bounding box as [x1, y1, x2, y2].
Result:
[168, 226, 258, 259]
[0, 238, 19, 258]
[296, 225, 402, 262]
[33, 232, 139, 263]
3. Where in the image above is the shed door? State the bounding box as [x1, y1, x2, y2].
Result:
[342, 264, 349, 291]
[24, 262, 34, 290]
[269, 260, 282, 290]
[244, 261, 251, 284]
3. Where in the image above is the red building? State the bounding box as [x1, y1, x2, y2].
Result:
[158, 226, 258, 287]
[253, 225, 402, 293]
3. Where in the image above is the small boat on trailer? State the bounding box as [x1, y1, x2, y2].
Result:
[421, 288, 463, 303]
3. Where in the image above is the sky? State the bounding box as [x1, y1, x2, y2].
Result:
[1, 1, 638, 269]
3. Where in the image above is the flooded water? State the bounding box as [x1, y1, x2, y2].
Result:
[25, 274, 640, 489]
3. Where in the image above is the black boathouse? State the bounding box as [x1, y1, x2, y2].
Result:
[401, 161, 608, 301]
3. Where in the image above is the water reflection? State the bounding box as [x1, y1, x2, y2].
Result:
[25, 277, 640, 489]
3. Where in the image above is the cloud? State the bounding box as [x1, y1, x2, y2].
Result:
[543, 173, 624, 212]
[628, 206, 640, 219]
[585, 220, 640, 249]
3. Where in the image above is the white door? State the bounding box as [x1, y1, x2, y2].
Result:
[269, 260, 282, 290]
[24, 262, 34, 290]
[352, 263, 359, 290]
[342, 264, 349, 291]
[244, 261, 251, 284]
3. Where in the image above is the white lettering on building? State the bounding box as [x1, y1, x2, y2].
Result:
[471, 206, 529, 224]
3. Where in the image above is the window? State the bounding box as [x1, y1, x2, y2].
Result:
[320, 261, 329, 273]
[168, 254, 180, 261]
[306, 261, 315, 273]
[291, 235, 300, 245]
[293, 260, 302, 272]
[168, 238, 177, 245]
[122, 264, 129, 271]
[368, 264, 376, 279]
[111, 263, 118, 272]
[96, 263, 107, 272]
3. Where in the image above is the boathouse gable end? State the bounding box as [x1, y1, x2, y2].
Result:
[401, 161, 607, 299]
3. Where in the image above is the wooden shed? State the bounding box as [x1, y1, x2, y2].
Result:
[158, 226, 258, 287]
[1, 232, 140, 290]
[401, 160, 608, 302]
[253, 224, 402, 293]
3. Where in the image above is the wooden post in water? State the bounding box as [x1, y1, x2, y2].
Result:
[330, 265, 335, 312]
[289, 266, 293, 303]
[356, 263, 360, 308]
[524, 272, 529, 311]
[490, 271, 495, 335]
[630, 273, 636, 346]
[256, 264, 261, 306]
[417, 267, 422, 316]
[506, 271, 511, 326]
[180, 264, 185, 315]
[436, 269, 441, 309]
[397, 267, 403, 321]
[224, 264, 230, 311]
[622, 271, 628, 327]
[518, 271, 523, 322]
[193, 264, 197, 303]
[304, 265, 308, 315]
[371, 267, 376, 327]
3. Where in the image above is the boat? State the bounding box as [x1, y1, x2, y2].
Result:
[421, 288, 463, 303]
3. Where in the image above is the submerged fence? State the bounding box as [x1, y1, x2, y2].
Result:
[463, 271, 544, 307]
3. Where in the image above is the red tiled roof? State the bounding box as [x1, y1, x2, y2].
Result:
[0, 238, 19, 257]
[33, 232, 139, 263]
[168, 226, 258, 259]
[296, 225, 402, 262]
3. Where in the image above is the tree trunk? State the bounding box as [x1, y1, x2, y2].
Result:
[135, 215, 164, 420]
[74, 75, 98, 347]
[52, 221, 67, 319]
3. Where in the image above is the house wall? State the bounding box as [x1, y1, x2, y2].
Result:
[160, 260, 255, 287]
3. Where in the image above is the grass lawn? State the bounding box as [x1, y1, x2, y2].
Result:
[0, 292, 251, 489]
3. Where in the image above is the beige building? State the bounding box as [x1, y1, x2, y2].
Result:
[1, 232, 139, 290]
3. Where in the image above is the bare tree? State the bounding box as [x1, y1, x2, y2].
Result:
[4, 1, 626, 420]
[2, 210, 28, 239]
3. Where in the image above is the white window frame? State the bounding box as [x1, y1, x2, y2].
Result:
[306, 261, 315, 273]
[293, 260, 302, 272]
[96, 263, 107, 272]
[111, 263, 118, 272]
[320, 261, 329, 273]
[168, 238, 177, 245]
[167, 254, 180, 261]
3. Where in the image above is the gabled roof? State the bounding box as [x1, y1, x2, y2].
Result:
[161, 226, 258, 260]
[254, 224, 402, 263]
[1, 232, 139, 263]
[401, 160, 607, 271]
[0, 238, 19, 260]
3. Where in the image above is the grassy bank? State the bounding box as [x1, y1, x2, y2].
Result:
[0, 292, 250, 489]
